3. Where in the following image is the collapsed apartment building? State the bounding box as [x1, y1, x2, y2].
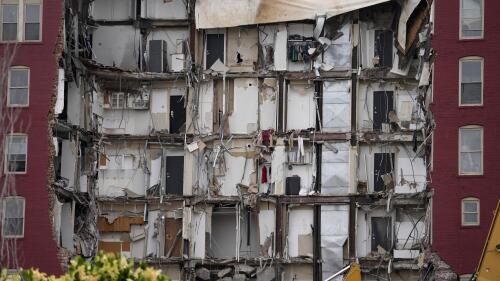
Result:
[50, 0, 437, 280]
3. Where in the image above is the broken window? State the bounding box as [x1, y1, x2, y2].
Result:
[459, 126, 483, 175]
[8, 67, 29, 106]
[2, 197, 25, 238]
[460, 0, 483, 39]
[374, 153, 394, 192]
[205, 33, 224, 69]
[460, 57, 483, 105]
[5, 134, 27, 173]
[373, 91, 393, 131]
[374, 30, 393, 67]
[461, 197, 480, 226]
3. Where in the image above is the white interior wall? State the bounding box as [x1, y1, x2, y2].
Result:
[321, 204, 349, 281]
[283, 264, 313, 281]
[61, 202, 74, 251]
[67, 81, 82, 127]
[226, 28, 259, 72]
[98, 145, 148, 197]
[229, 78, 259, 134]
[321, 142, 350, 195]
[357, 144, 425, 193]
[356, 208, 395, 257]
[321, 22, 352, 70]
[287, 82, 315, 130]
[285, 150, 315, 195]
[287, 23, 314, 72]
[287, 207, 314, 258]
[146, 29, 189, 71]
[92, 0, 134, 21]
[274, 24, 287, 71]
[357, 82, 421, 131]
[216, 153, 255, 196]
[141, 0, 188, 20]
[323, 80, 351, 132]
[259, 208, 275, 257]
[194, 81, 214, 134]
[259, 78, 277, 130]
[92, 25, 141, 70]
[272, 145, 286, 195]
[61, 139, 77, 189]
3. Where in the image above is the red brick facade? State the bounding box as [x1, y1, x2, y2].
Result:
[432, 0, 500, 275]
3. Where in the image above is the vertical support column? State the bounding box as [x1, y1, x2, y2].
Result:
[275, 200, 283, 281]
[313, 204, 322, 281]
[349, 198, 357, 260]
[278, 74, 285, 133]
[350, 12, 359, 147]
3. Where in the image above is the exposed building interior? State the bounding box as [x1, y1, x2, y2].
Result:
[50, 0, 443, 280]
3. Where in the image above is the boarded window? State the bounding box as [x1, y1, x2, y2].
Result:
[461, 0, 483, 38]
[8, 67, 29, 106]
[5, 134, 27, 173]
[374, 30, 393, 67]
[1, 4, 18, 41]
[459, 126, 482, 174]
[460, 58, 482, 105]
[462, 198, 479, 226]
[2, 197, 25, 238]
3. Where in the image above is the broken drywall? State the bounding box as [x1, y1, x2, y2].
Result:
[287, 82, 315, 130]
[321, 142, 350, 195]
[323, 80, 351, 132]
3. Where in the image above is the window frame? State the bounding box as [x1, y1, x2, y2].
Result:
[110, 92, 126, 109]
[22, 1, 42, 42]
[4, 133, 28, 174]
[204, 29, 226, 70]
[0, 3, 19, 41]
[461, 197, 480, 226]
[0, 0, 42, 43]
[458, 125, 483, 176]
[459, 0, 484, 40]
[2, 196, 25, 238]
[459, 57, 483, 107]
[7, 66, 29, 107]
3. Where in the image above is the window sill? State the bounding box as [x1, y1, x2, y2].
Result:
[458, 38, 484, 42]
[460, 225, 481, 229]
[0, 41, 43, 45]
[458, 104, 483, 108]
[457, 174, 484, 178]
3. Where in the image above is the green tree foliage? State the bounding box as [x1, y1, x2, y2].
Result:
[1, 252, 171, 281]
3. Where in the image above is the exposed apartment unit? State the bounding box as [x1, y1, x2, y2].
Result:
[0, 0, 445, 280]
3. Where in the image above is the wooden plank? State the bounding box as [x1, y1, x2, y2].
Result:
[98, 216, 144, 232]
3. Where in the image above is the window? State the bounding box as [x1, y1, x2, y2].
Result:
[110, 92, 126, 109]
[5, 134, 27, 173]
[459, 126, 483, 175]
[459, 57, 483, 106]
[462, 198, 479, 226]
[1, 3, 17, 41]
[7, 67, 29, 106]
[0, 0, 41, 42]
[374, 30, 393, 67]
[460, 0, 483, 39]
[205, 32, 225, 69]
[24, 3, 40, 41]
[2, 197, 25, 238]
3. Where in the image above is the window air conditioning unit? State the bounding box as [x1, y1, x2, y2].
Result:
[148, 40, 168, 73]
[127, 92, 150, 110]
